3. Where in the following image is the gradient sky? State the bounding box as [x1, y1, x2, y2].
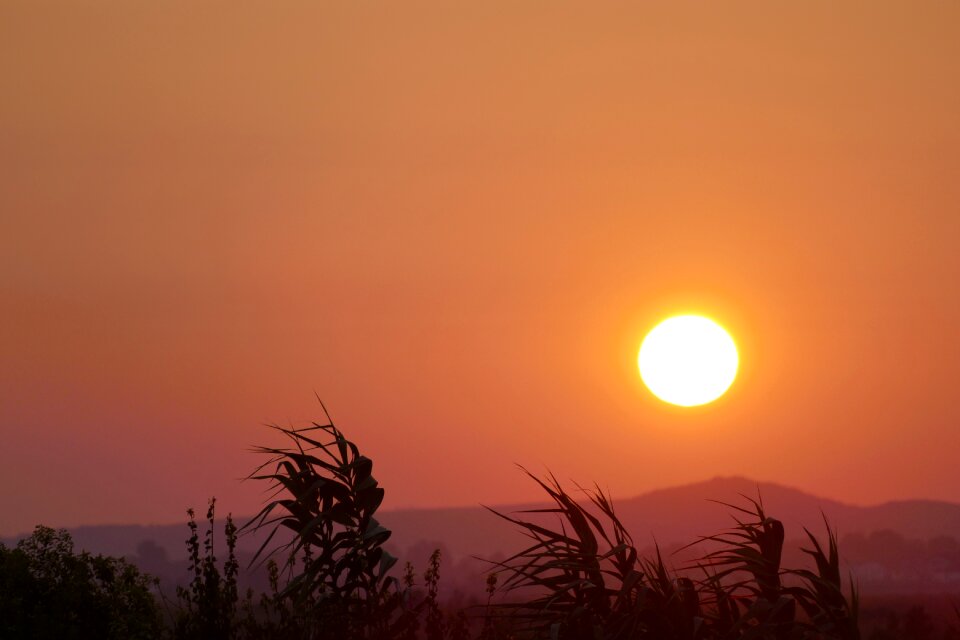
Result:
[2, 1, 959, 536]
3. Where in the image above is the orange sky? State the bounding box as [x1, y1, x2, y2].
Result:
[2, 1, 959, 535]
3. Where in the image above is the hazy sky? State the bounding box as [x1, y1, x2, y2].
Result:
[2, 1, 959, 535]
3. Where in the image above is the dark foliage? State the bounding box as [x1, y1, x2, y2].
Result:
[0, 411, 870, 640]
[240, 411, 422, 639]
[173, 499, 240, 640]
[0, 526, 162, 640]
[485, 468, 860, 640]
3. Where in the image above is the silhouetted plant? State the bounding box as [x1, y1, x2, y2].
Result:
[425, 549, 445, 640]
[484, 469, 659, 639]
[242, 410, 407, 639]
[479, 572, 500, 640]
[693, 497, 859, 639]
[485, 468, 861, 640]
[693, 497, 795, 638]
[174, 499, 241, 640]
[0, 526, 162, 640]
[397, 562, 424, 640]
[0, 409, 877, 640]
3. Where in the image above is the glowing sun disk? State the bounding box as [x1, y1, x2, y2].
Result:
[638, 315, 739, 407]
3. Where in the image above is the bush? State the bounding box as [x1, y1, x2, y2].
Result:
[0, 526, 163, 640]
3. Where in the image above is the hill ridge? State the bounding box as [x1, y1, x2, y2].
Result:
[5, 476, 960, 562]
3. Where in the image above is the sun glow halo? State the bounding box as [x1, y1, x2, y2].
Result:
[638, 315, 739, 407]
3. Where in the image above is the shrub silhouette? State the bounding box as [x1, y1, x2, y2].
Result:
[0, 526, 162, 640]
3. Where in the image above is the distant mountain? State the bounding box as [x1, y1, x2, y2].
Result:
[6, 477, 960, 594]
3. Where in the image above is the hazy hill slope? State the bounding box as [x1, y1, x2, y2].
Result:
[383, 476, 960, 560]
[6, 477, 959, 563]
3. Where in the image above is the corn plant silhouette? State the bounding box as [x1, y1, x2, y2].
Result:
[241, 408, 408, 639]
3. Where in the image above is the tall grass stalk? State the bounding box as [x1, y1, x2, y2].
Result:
[485, 468, 860, 640]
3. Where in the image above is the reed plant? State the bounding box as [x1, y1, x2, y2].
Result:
[234, 411, 862, 640]
[0, 410, 873, 640]
[241, 409, 414, 639]
[485, 469, 860, 640]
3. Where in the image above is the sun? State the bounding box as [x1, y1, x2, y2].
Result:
[638, 315, 739, 407]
